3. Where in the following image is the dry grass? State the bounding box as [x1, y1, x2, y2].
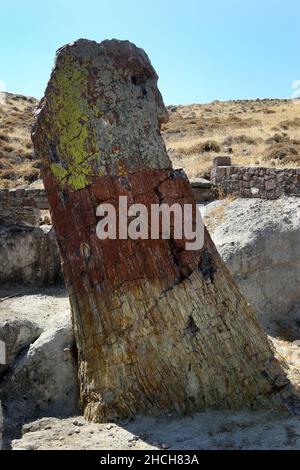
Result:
[0, 93, 299, 188]
[0, 92, 37, 188]
[163, 99, 300, 179]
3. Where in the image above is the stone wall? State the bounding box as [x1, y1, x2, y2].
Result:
[2, 164, 299, 228]
[0, 189, 49, 226]
[189, 177, 217, 202]
[0, 182, 214, 228]
[211, 159, 300, 199]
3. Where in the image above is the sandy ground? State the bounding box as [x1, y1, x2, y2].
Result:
[1, 287, 300, 450]
[11, 411, 300, 450]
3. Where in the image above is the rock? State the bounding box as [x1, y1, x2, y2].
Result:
[189, 178, 217, 203]
[28, 178, 45, 190]
[0, 401, 3, 449]
[0, 321, 79, 439]
[206, 197, 300, 336]
[265, 179, 276, 191]
[0, 318, 42, 377]
[0, 287, 70, 330]
[189, 177, 212, 188]
[0, 225, 62, 286]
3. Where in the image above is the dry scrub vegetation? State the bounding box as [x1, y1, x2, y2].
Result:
[0, 93, 38, 188]
[163, 99, 300, 179]
[0, 93, 300, 187]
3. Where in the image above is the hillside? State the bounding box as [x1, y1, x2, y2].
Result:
[0, 93, 38, 188]
[163, 99, 300, 179]
[0, 92, 299, 188]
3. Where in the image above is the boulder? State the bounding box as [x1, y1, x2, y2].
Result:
[206, 197, 300, 336]
[0, 320, 79, 439]
[0, 318, 42, 377]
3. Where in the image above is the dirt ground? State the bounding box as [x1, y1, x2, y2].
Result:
[10, 410, 300, 450]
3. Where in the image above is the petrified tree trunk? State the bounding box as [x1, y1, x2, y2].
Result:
[32, 39, 290, 422]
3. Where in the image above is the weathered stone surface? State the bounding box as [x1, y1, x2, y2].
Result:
[214, 156, 232, 167]
[206, 197, 300, 337]
[0, 288, 79, 444]
[0, 225, 62, 286]
[189, 177, 217, 202]
[0, 321, 79, 439]
[32, 39, 293, 422]
[0, 318, 42, 377]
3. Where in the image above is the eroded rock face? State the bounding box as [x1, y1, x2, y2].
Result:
[0, 225, 62, 286]
[206, 197, 300, 337]
[32, 39, 291, 422]
[0, 289, 79, 445]
[0, 321, 79, 440]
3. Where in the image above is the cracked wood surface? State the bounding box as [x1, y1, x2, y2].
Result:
[32, 39, 293, 422]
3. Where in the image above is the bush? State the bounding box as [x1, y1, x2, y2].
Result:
[264, 143, 299, 163]
[200, 140, 220, 152]
[223, 134, 257, 146]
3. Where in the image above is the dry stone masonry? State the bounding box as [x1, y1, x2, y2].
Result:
[0, 188, 62, 287]
[1, 162, 299, 229]
[32, 39, 293, 422]
[0, 188, 48, 226]
[0, 182, 214, 226]
[211, 158, 300, 199]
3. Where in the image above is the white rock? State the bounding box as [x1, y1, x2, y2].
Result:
[206, 197, 300, 335]
[0, 320, 79, 438]
[0, 318, 42, 377]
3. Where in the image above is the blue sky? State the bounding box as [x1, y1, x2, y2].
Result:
[0, 0, 299, 104]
